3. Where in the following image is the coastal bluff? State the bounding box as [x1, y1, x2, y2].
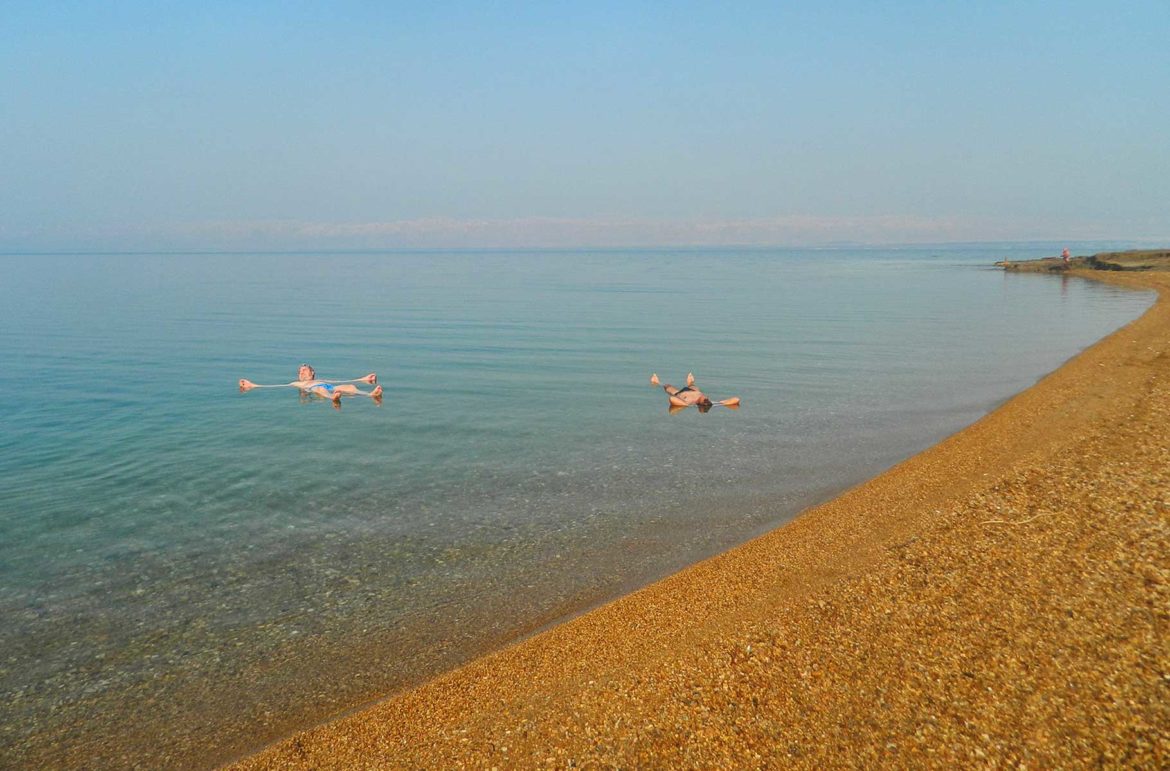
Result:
[997, 248, 1170, 273]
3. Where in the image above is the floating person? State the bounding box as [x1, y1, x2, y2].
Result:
[239, 364, 382, 408]
[650, 372, 740, 412]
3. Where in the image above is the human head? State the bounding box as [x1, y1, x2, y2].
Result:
[298, 363, 316, 381]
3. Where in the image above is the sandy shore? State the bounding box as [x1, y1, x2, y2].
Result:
[231, 269, 1169, 770]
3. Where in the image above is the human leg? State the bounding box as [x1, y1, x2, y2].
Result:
[323, 384, 383, 402]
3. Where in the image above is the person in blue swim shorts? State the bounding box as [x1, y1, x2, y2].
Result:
[239, 363, 382, 408]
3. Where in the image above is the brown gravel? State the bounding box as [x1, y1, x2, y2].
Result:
[230, 270, 1170, 770]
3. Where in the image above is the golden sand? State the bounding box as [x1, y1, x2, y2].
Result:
[232, 270, 1169, 769]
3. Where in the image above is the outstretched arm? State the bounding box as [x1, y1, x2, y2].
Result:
[239, 379, 303, 392]
[316, 373, 377, 385]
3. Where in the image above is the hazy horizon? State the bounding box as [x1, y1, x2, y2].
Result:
[1, 238, 1164, 258]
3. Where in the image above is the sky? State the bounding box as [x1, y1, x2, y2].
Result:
[1, 1, 1167, 251]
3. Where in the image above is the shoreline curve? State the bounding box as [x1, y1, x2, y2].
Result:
[231, 268, 1169, 769]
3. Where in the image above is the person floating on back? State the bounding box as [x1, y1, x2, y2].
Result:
[650, 372, 740, 412]
[239, 363, 382, 409]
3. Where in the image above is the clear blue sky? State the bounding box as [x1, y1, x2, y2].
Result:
[2, 1, 1167, 250]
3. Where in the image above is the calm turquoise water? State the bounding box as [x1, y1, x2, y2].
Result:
[0, 246, 1155, 768]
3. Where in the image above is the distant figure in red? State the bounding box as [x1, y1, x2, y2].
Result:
[1062, 247, 1071, 265]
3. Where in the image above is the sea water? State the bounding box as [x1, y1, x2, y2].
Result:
[0, 245, 1154, 768]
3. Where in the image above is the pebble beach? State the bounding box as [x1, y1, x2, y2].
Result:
[231, 267, 1169, 769]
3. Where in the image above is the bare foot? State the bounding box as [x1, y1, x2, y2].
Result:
[239, 379, 256, 392]
[332, 392, 342, 410]
[371, 384, 383, 404]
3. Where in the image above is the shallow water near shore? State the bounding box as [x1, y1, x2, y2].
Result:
[0, 245, 1154, 768]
